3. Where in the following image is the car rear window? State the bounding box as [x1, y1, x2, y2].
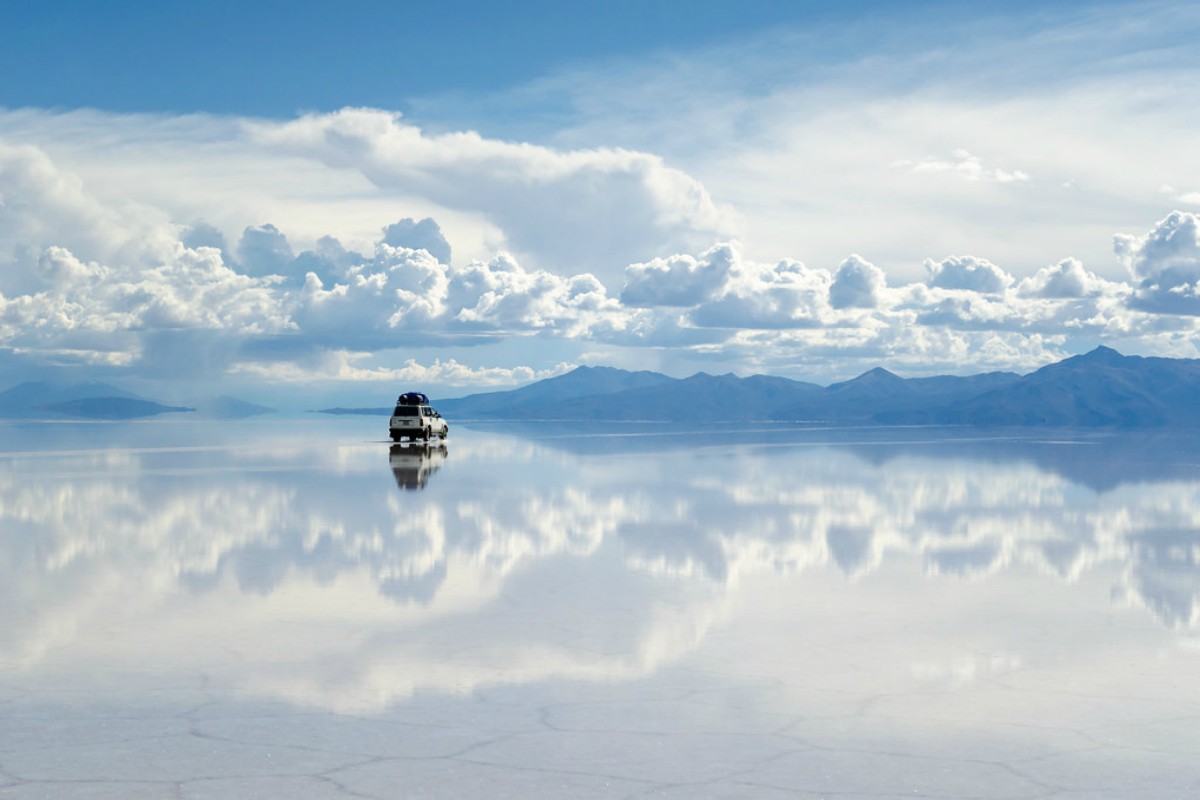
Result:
[393, 407, 420, 417]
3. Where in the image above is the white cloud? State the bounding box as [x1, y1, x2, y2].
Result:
[236, 223, 295, 278]
[381, 217, 452, 264]
[925, 255, 1013, 294]
[293, 244, 450, 345]
[5, 101, 1200, 392]
[252, 108, 739, 285]
[0, 141, 173, 294]
[829, 254, 886, 309]
[1160, 185, 1200, 206]
[1, 243, 288, 368]
[3, 199, 1198, 390]
[521, 3, 1200, 287]
[446, 252, 619, 335]
[231, 353, 573, 387]
[0, 143, 632, 379]
[1016, 257, 1121, 299]
[620, 244, 737, 307]
[688, 253, 833, 330]
[896, 149, 1031, 184]
[1116, 211, 1200, 315]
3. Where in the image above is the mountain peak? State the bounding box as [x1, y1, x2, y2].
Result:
[1088, 345, 1127, 360]
[1060, 346, 1131, 368]
[825, 366, 909, 398]
[851, 366, 902, 383]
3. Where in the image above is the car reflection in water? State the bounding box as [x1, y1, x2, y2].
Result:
[389, 443, 448, 490]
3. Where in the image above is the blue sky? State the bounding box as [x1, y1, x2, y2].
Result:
[3, 1, 1067, 115]
[2, 0, 1199, 405]
[2, 1, 842, 113]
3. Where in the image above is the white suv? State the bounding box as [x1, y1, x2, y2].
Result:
[389, 392, 449, 442]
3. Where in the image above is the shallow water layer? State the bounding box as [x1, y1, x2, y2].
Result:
[1, 418, 1198, 798]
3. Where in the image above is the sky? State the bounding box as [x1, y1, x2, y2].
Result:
[2, 0, 1200, 406]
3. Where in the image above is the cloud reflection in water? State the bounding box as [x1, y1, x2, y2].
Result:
[0, 424, 1197, 711]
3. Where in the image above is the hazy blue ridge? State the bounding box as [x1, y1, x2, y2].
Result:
[316, 407, 392, 416]
[192, 396, 276, 419]
[435, 365, 675, 417]
[0, 381, 143, 418]
[43, 397, 194, 420]
[509, 373, 824, 421]
[0, 382, 268, 420]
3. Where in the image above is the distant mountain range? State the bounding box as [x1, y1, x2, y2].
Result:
[0, 381, 274, 420]
[419, 347, 1200, 427]
[11, 346, 1196, 426]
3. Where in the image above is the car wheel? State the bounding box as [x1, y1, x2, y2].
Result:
[422, 427, 431, 442]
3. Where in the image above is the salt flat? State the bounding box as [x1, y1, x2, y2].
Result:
[1, 418, 1197, 798]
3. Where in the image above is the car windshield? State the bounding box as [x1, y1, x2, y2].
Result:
[393, 407, 420, 417]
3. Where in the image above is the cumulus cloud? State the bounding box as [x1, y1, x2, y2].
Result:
[251, 108, 739, 284]
[293, 244, 449, 346]
[829, 254, 886, 309]
[687, 253, 833, 330]
[0, 243, 288, 366]
[620, 245, 736, 307]
[180, 219, 231, 255]
[1116, 211, 1200, 315]
[382, 217, 452, 264]
[236, 223, 295, 278]
[1016, 258, 1117, 299]
[912, 292, 1024, 331]
[0, 146, 629, 375]
[925, 255, 1014, 294]
[451, 255, 621, 337]
[618, 244, 843, 330]
[291, 241, 625, 348]
[0, 142, 172, 295]
[4, 126, 1200, 390]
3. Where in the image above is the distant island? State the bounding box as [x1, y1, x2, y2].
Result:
[323, 347, 1200, 428]
[44, 397, 195, 420]
[0, 381, 274, 420]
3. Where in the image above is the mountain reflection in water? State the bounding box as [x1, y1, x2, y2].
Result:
[1, 421, 1198, 713]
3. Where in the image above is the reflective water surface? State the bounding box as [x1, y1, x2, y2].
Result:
[1, 418, 1198, 798]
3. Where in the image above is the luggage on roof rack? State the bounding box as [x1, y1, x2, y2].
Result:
[397, 391, 430, 406]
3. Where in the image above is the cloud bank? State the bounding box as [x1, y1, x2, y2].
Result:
[2, 110, 1200, 394]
